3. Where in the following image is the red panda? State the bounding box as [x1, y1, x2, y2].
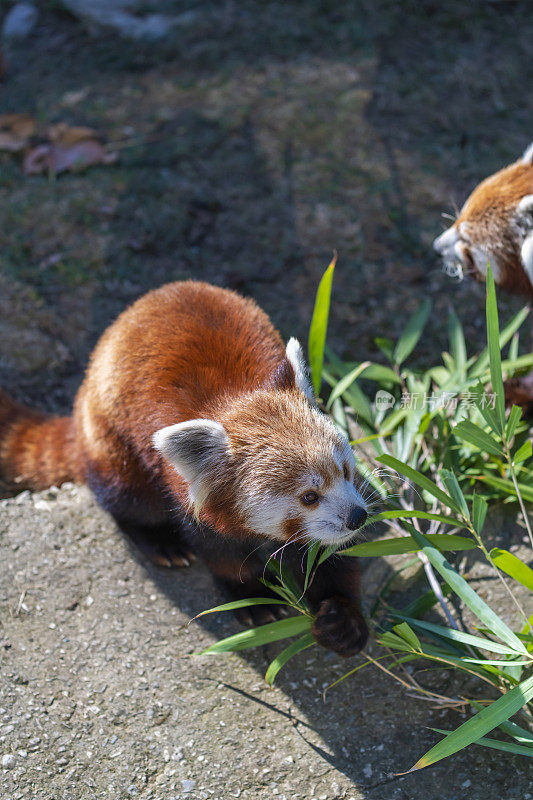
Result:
[433, 143, 533, 298]
[0, 281, 369, 656]
[433, 144, 533, 410]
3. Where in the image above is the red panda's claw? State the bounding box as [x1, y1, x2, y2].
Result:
[234, 603, 289, 627]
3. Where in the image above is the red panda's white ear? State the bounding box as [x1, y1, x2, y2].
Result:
[152, 420, 228, 514]
[285, 338, 315, 401]
[521, 143, 533, 166]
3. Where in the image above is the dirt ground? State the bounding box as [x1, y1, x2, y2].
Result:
[1, 1, 533, 798]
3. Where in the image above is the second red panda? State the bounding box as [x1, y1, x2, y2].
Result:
[0, 281, 369, 656]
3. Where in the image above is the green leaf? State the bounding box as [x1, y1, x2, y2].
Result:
[476, 474, 533, 503]
[490, 548, 533, 592]
[393, 622, 421, 651]
[265, 633, 315, 685]
[375, 337, 394, 362]
[485, 266, 506, 434]
[470, 382, 501, 435]
[304, 541, 321, 593]
[496, 716, 533, 745]
[308, 255, 336, 396]
[453, 420, 503, 457]
[365, 509, 464, 527]
[194, 598, 289, 619]
[440, 468, 470, 519]
[393, 299, 431, 366]
[343, 533, 476, 558]
[396, 616, 524, 656]
[470, 306, 530, 378]
[448, 308, 467, 379]
[411, 673, 533, 769]
[506, 405, 523, 441]
[431, 729, 533, 758]
[201, 615, 312, 654]
[472, 493, 488, 536]
[514, 440, 532, 465]
[376, 454, 462, 514]
[408, 527, 528, 656]
[326, 361, 371, 410]
[357, 363, 401, 384]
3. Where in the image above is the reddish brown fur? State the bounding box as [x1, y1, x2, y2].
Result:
[0, 281, 368, 656]
[1, 282, 284, 522]
[452, 157, 533, 298]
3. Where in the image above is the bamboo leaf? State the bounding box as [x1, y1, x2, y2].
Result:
[485, 265, 506, 433]
[365, 509, 464, 527]
[326, 361, 371, 410]
[470, 306, 530, 378]
[411, 673, 533, 770]
[431, 729, 533, 758]
[304, 541, 321, 593]
[201, 615, 312, 654]
[375, 336, 394, 362]
[472, 493, 488, 536]
[393, 622, 421, 651]
[514, 440, 532, 465]
[396, 616, 524, 656]
[490, 548, 533, 592]
[506, 405, 523, 441]
[308, 255, 336, 395]
[376, 454, 462, 514]
[194, 598, 289, 619]
[448, 308, 467, 378]
[408, 527, 528, 655]
[440, 468, 470, 519]
[476, 474, 533, 503]
[393, 299, 431, 366]
[343, 534, 475, 558]
[453, 420, 503, 457]
[265, 633, 315, 685]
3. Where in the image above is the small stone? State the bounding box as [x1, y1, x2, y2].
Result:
[182, 779, 195, 792]
[363, 764, 373, 779]
[1, 753, 15, 769]
[462, 780, 472, 789]
[2, 3, 38, 39]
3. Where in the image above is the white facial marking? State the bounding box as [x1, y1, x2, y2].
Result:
[304, 440, 368, 547]
[152, 419, 228, 515]
[433, 226, 458, 255]
[238, 492, 293, 542]
[517, 194, 533, 217]
[434, 226, 465, 280]
[285, 337, 315, 401]
[521, 143, 533, 166]
[469, 246, 501, 283]
[521, 233, 533, 287]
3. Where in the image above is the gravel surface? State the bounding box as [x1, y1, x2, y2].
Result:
[1, 485, 532, 799]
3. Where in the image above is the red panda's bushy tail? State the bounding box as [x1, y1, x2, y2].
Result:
[0, 389, 83, 493]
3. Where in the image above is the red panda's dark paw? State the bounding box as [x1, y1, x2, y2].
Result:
[234, 603, 290, 627]
[311, 596, 368, 657]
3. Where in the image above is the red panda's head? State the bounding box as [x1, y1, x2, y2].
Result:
[433, 143, 533, 298]
[153, 339, 368, 547]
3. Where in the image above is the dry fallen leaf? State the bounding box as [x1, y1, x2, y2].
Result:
[0, 113, 36, 152]
[24, 123, 118, 176]
[23, 139, 118, 175]
[0, 114, 119, 175]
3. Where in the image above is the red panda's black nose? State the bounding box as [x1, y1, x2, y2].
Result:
[347, 506, 367, 531]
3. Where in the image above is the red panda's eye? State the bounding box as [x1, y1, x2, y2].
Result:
[301, 491, 319, 506]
